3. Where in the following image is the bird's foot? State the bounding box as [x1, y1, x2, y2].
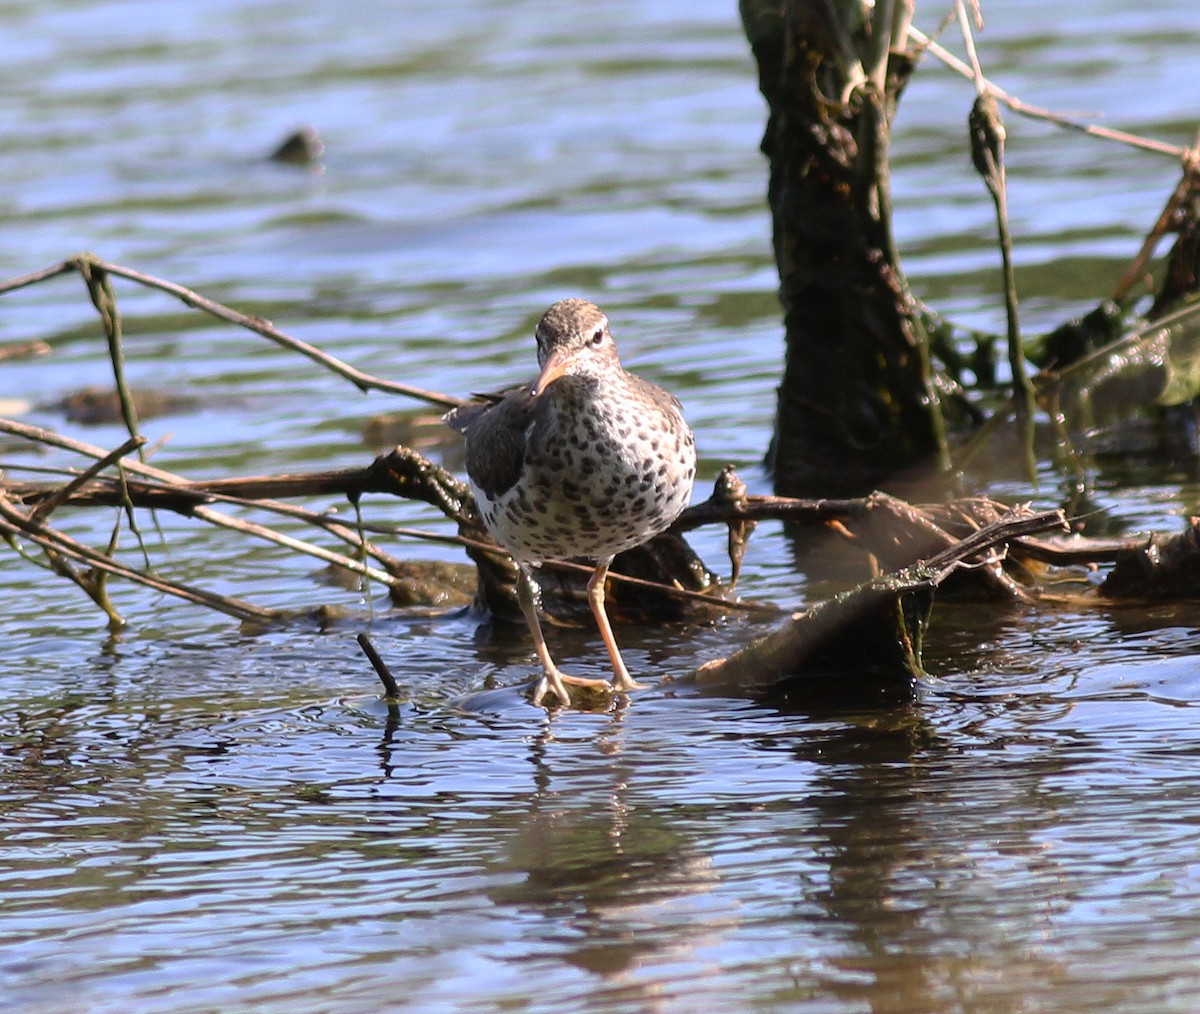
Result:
[531, 674, 565, 708]
[611, 674, 648, 693]
[530, 670, 614, 708]
[560, 674, 612, 690]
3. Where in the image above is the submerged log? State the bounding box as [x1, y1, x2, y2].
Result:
[693, 507, 1066, 700]
[1101, 520, 1200, 599]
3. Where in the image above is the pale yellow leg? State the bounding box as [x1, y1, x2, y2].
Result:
[587, 556, 647, 693]
[516, 564, 608, 707]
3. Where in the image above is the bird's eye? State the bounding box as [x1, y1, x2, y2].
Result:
[590, 328, 604, 346]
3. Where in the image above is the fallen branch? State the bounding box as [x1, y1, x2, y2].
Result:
[28, 434, 145, 525]
[2, 422, 1055, 620]
[692, 506, 1067, 698]
[0, 492, 279, 625]
[357, 632, 402, 699]
[3, 407, 1092, 625]
[0, 420, 419, 590]
[0, 254, 465, 409]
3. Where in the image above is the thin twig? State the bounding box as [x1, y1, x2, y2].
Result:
[955, 0, 986, 97]
[2, 430, 434, 583]
[452, 532, 785, 615]
[89, 257, 464, 408]
[0, 419, 402, 588]
[0, 495, 279, 623]
[0, 255, 465, 409]
[28, 434, 145, 525]
[0, 260, 75, 295]
[77, 259, 143, 454]
[909, 26, 1189, 160]
[958, 5, 1036, 481]
[864, 0, 896, 94]
[1111, 137, 1200, 303]
[357, 632, 402, 699]
[919, 508, 1065, 575]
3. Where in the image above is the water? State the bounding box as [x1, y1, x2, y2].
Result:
[3, 1, 1200, 1010]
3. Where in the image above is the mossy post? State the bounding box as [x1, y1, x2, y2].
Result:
[741, 0, 947, 496]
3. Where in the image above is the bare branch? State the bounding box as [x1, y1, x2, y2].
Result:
[0, 255, 466, 409]
[909, 26, 1189, 159]
[28, 434, 145, 525]
[0, 494, 280, 624]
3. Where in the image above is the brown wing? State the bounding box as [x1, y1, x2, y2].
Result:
[445, 387, 537, 500]
[441, 385, 515, 435]
[442, 400, 487, 436]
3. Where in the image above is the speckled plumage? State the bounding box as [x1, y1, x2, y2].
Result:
[445, 298, 696, 706]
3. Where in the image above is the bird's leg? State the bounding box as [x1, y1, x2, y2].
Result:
[516, 564, 571, 706]
[587, 556, 647, 693]
[516, 564, 608, 706]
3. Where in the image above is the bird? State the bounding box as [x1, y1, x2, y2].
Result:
[445, 298, 696, 707]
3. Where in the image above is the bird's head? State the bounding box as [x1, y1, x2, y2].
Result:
[530, 298, 621, 396]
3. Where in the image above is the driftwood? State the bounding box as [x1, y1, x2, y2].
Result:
[693, 506, 1066, 700]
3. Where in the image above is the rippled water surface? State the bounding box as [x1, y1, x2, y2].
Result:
[4, 1, 1200, 1011]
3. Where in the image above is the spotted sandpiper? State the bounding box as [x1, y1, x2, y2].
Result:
[445, 299, 697, 707]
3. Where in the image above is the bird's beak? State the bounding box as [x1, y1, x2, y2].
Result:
[530, 349, 571, 396]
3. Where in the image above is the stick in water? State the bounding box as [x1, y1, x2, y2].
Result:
[357, 632, 401, 699]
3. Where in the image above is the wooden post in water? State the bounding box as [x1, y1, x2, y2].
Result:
[740, 0, 948, 496]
